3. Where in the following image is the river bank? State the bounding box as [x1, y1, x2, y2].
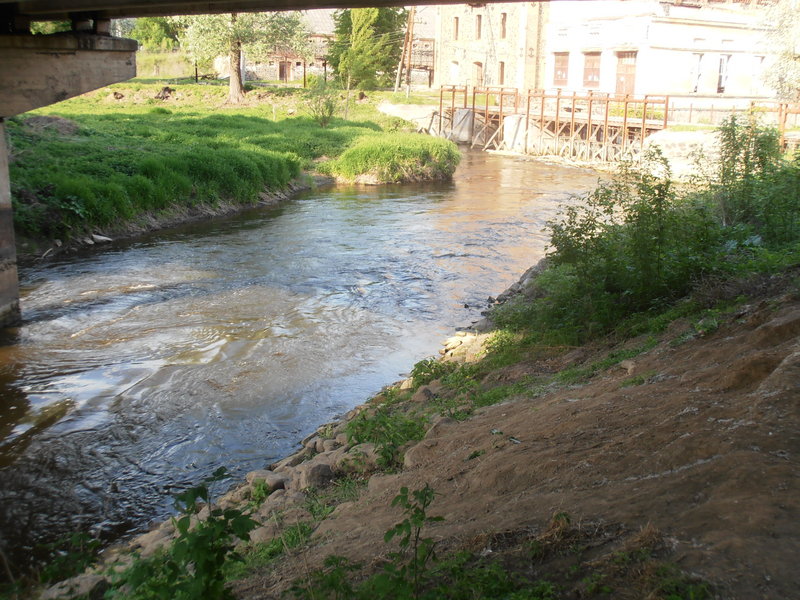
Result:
[16, 175, 334, 264]
[39, 261, 800, 600]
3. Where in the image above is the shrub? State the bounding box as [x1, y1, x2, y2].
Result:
[325, 134, 460, 183]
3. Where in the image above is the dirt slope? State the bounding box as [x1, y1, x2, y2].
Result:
[234, 284, 800, 599]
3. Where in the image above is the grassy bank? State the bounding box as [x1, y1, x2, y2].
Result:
[5, 81, 454, 247]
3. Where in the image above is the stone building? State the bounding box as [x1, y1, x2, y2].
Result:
[434, 0, 774, 103]
[544, 0, 773, 99]
[433, 2, 549, 89]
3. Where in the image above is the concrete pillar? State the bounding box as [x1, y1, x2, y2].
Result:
[0, 119, 19, 326]
[0, 33, 137, 326]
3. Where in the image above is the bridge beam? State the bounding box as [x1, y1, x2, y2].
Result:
[0, 32, 136, 326]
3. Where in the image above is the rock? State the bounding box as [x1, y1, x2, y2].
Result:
[218, 485, 249, 509]
[403, 440, 438, 469]
[246, 470, 288, 491]
[83, 237, 95, 245]
[130, 527, 172, 555]
[411, 385, 437, 403]
[289, 462, 334, 491]
[40, 574, 109, 600]
[399, 378, 414, 390]
[322, 439, 339, 452]
[271, 447, 313, 471]
[619, 359, 636, 375]
[335, 443, 380, 473]
[91, 234, 113, 243]
[301, 432, 319, 448]
[335, 433, 349, 447]
[249, 523, 280, 544]
[443, 336, 463, 351]
[315, 438, 326, 453]
[425, 416, 456, 439]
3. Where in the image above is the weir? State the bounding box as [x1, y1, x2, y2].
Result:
[428, 85, 800, 160]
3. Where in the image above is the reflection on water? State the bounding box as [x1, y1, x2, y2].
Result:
[0, 151, 597, 568]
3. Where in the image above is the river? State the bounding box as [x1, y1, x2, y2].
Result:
[0, 151, 598, 570]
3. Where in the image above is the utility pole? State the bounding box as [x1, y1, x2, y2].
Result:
[405, 6, 416, 98]
[394, 8, 414, 93]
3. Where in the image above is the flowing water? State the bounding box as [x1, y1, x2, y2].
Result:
[0, 151, 597, 567]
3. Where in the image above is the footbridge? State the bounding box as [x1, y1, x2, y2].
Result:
[0, 0, 487, 326]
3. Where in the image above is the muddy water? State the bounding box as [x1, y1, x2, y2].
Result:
[0, 152, 597, 566]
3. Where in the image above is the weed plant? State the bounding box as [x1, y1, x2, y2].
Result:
[106, 467, 257, 600]
[345, 403, 427, 469]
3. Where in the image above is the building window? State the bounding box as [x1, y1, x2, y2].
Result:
[499, 61, 505, 85]
[501, 13, 507, 39]
[691, 53, 703, 93]
[474, 61, 484, 86]
[554, 52, 569, 86]
[453, 17, 459, 41]
[476, 14, 482, 40]
[717, 54, 730, 93]
[583, 52, 600, 88]
[615, 51, 637, 95]
[450, 61, 460, 82]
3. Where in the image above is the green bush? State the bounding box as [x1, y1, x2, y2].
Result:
[324, 134, 460, 183]
[494, 117, 800, 343]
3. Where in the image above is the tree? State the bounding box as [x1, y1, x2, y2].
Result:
[763, 0, 800, 101]
[328, 7, 406, 89]
[130, 17, 183, 51]
[180, 12, 309, 104]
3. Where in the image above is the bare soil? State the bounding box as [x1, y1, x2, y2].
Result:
[233, 277, 799, 599]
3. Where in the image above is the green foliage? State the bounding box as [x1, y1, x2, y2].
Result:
[304, 81, 341, 128]
[130, 17, 183, 51]
[410, 357, 457, 388]
[495, 118, 800, 344]
[290, 486, 558, 600]
[29, 20, 71, 34]
[225, 521, 313, 581]
[379, 484, 445, 599]
[325, 134, 460, 183]
[714, 115, 784, 228]
[328, 8, 406, 89]
[249, 479, 272, 508]
[345, 405, 427, 469]
[107, 467, 257, 600]
[36, 532, 101, 584]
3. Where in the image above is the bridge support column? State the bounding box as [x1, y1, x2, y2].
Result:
[0, 32, 137, 326]
[0, 119, 19, 326]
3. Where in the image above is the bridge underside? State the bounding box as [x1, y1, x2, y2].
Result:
[3, 0, 474, 22]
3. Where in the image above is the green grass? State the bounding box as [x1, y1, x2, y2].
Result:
[7, 81, 452, 242]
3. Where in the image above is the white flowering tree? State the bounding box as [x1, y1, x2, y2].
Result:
[180, 12, 309, 103]
[764, 0, 800, 101]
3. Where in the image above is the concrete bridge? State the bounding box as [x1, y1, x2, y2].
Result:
[0, 0, 488, 326]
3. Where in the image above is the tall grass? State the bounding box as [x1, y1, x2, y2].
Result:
[322, 134, 460, 183]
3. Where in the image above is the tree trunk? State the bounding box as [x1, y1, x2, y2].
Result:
[228, 15, 245, 104]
